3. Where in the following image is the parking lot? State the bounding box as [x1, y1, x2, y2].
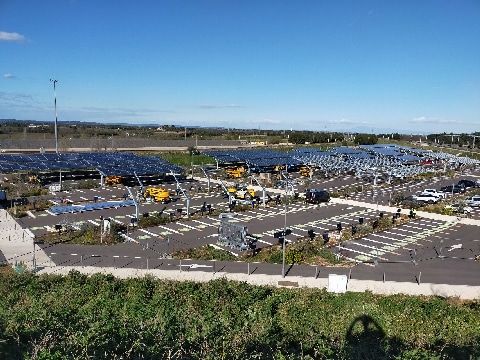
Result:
[1, 146, 479, 290]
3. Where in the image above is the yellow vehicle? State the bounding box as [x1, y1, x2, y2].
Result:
[105, 175, 123, 186]
[225, 166, 246, 179]
[28, 174, 39, 184]
[227, 185, 255, 200]
[144, 187, 171, 203]
[299, 166, 311, 177]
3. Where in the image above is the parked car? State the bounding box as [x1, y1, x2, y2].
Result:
[421, 189, 447, 199]
[305, 189, 330, 204]
[440, 185, 466, 194]
[457, 179, 480, 188]
[412, 193, 440, 204]
[466, 196, 480, 207]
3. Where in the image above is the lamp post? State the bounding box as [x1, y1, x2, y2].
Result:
[282, 174, 288, 278]
[50, 79, 59, 154]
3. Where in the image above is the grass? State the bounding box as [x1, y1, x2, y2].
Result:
[242, 239, 350, 266]
[39, 223, 126, 245]
[151, 151, 215, 167]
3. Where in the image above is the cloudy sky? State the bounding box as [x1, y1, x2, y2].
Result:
[1, 0, 479, 133]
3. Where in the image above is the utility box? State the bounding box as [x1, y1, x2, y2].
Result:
[217, 216, 256, 251]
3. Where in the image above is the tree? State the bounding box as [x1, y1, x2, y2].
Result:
[354, 134, 378, 145]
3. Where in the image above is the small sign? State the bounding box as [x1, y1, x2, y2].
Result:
[328, 274, 348, 293]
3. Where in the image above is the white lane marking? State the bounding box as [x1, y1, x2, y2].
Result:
[157, 225, 182, 234]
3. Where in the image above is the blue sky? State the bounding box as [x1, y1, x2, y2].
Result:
[0, 0, 479, 133]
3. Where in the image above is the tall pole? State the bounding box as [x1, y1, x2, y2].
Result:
[50, 79, 59, 154]
[282, 175, 287, 278]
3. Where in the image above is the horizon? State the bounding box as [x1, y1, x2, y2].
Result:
[1, 1, 479, 133]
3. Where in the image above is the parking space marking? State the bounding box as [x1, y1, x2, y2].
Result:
[157, 225, 182, 235]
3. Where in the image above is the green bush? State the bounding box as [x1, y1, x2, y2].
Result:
[0, 272, 478, 359]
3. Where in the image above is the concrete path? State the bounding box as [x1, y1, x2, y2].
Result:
[0, 209, 52, 269]
[38, 265, 480, 300]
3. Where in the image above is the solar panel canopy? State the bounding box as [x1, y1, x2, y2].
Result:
[203, 149, 302, 169]
[0, 152, 182, 176]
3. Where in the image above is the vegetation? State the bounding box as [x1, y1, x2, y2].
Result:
[244, 239, 349, 266]
[0, 271, 479, 359]
[288, 131, 344, 145]
[354, 133, 378, 145]
[138, 212, 171, 228]
[39, 223, 126, 245]
[6, 198, 51, 218]
[154, 151, 215, 167]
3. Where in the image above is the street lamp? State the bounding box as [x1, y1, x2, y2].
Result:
[282, 170, 288, 278]
[50, 79, 59, 154]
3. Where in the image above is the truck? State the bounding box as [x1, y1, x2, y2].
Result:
[225, 166, 246, 179]
[144, 187, 171, 203]
[227, 185, 255, 200]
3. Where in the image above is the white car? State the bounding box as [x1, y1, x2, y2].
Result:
[421, 189, 447, 199]
[466, 196, 480, 207]
[412, 193, 440, 204]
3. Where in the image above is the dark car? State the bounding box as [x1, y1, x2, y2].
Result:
[305, 189, 330, 204]
[457, 179, 479, 188]
[440, 185, 466, 194]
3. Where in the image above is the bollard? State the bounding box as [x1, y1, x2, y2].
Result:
[146, 257, 149, 270]
[418, 271, 422, 285]
[348, 269, 352, 281]
[247, 262, 250, 275]
[315, 266, 319, 279]
[383, 272, 385, 283]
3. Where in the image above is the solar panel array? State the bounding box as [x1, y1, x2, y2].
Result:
[292, 144, 480, 179]
[203, 149, 302, 169]
[0, 152, 182, 176]
[49, 199, 135, 215]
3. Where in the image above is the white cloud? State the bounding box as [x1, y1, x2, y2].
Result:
[0, 31, 26, 42]
[3, 73, 16, 79]
[261, 118, 281, 125]
[198, 104, 244, 109]
[409, 116, 459, 125]
[326, 118, 370, 125]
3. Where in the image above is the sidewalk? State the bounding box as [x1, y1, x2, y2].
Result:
[38, 265, 480, 300]
[0, 209, 52, 269]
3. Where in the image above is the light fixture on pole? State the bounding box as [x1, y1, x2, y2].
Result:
[50, 78, 59, 154]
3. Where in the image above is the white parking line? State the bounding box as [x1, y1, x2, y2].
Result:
[157, 225, 182, 234]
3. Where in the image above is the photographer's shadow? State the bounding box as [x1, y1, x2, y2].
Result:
[345, 314, 387, 359]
